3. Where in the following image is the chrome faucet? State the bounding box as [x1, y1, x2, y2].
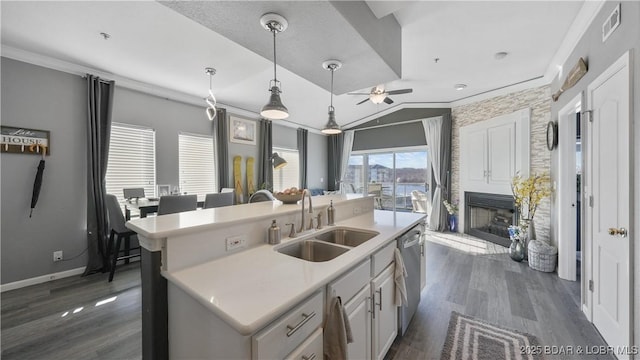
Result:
[298, 189, 314, 233]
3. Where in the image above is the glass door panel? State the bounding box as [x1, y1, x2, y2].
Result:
[395, 151, 430, 212]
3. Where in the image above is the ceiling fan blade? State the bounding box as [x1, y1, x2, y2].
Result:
[356, 98, 370, 105]
[347, 92, 373, 95]
[386, 89, 413, 95]
[383, 97, 394, 104]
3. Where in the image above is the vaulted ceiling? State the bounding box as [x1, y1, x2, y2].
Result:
[1, 1, 591, 132]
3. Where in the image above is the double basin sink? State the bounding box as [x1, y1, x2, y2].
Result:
[275, 228, 379, 262]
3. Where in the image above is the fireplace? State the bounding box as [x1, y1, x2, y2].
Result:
[464, 192, 518, 247]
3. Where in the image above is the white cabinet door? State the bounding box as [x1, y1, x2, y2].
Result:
[463, 127, 488, 186]
[344, 285, 371, 360]
[371, 264, 397, 360]
[487, 122, 515, 186]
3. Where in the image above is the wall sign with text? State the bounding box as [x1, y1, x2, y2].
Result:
[1, 126, 50, 155]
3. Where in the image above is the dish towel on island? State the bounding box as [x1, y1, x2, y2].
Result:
[324, 296, 353, 359]
[394, 248, 408, 307]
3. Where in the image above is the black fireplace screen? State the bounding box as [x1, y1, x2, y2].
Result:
[464, 192, 518, 247]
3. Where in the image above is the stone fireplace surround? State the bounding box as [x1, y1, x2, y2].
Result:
[464, 192, 518, 247]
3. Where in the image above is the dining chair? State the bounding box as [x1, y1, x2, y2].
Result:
[123, 187, 145, 200]
[411, 190, 430, 214]
[157, 194, 197, 215]
[367, 183, 383, 209]
[249, 189, 276, 203]
[105, 194, 140, 282]
[203, 192, 235, 209]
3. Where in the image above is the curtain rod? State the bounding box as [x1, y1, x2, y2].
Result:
[81, 74, 113, 84]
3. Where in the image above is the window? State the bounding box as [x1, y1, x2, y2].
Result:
[272, 147, 299, 192]
[105, 123, 156, 204]
[346, 148, 430, 211]
[179, 132, 216, 197]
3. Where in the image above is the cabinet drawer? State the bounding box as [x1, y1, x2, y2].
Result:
[327, 258, 371, 304]
[252, 291, 323, 360]
[285, 328, 323, 360]
[371, 241, 396, 277]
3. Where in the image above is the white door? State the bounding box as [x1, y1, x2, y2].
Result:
[588, 51, 631, 354]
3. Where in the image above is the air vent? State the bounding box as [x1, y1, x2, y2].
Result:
[602, 3, 620, 42]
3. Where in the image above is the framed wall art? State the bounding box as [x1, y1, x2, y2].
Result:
[229, 116, 256, 145]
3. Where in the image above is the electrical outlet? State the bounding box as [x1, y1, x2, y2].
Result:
[53, 251, 63, 262]
[353, 207, 361, 215]
[226, 236, 246, 251]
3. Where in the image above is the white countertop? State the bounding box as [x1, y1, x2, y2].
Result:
[163, 210, 425, 335]
[126, 194, 366, 239]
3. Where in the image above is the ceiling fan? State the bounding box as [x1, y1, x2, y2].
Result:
[348, 85, 413, 105]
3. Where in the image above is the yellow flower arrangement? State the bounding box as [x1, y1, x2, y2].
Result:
[511, 172, 552, 233]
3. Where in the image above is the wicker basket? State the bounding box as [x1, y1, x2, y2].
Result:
[527, 240, 558, 272]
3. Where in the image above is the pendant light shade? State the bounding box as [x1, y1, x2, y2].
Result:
[261, 86, 289, 120]
[321, 60, 342, 134]
[322, 107, 341, 134]
[260, 13, 289, 120]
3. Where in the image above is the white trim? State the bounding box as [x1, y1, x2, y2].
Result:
[556, 93, 582, 282]
[1, 267, 86, 292]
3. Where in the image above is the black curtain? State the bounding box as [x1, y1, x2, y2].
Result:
[84, 75, 115, 275]
[438, 113, 453, 231]
[257, 119, 273, 191]
[327, 133, 343, 191]
[297, 128, 308, 189]
[215, 108, 230, 190]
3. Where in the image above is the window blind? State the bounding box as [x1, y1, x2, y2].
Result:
[179, 132, 216, 197]
[105, 123, 156, 204]
[273, 147, 299, 192]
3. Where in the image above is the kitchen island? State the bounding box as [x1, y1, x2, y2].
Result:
[126, 194, 425, 359]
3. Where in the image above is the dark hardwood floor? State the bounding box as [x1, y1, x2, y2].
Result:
[1, 263, 142, 360]
[1, 232, 608, 360]
[387, 231, 610, 360]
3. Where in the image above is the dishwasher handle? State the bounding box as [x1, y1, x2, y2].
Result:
[401, 230, 422, 248]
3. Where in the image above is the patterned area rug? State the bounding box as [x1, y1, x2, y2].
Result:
[441, 312, 544, 360]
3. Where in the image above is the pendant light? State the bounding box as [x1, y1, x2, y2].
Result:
[321, 60, 342, 134]
[260, 13, 289, 120]
[205, 67, 217, 121]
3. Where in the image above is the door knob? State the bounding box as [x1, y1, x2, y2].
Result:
[608, 227, 628, 237]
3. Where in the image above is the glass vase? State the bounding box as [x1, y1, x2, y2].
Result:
[448, 214, 458, 232]
[508, 225, 525, 262]
[509, 238, 525, 262]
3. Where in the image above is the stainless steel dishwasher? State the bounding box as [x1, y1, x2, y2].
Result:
[397, 223, 423, 336]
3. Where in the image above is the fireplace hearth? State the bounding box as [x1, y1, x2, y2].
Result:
[464, 192, 518, 247]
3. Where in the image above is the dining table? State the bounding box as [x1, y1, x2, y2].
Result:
[124, 195, 205, 220]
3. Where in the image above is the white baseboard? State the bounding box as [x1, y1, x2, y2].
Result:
[1, 267, 86, 293]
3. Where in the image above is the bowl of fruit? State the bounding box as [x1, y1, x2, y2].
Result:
[274, 187, 304, 204]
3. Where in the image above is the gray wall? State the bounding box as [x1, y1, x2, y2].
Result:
[1, 58, 330, 284]
[353, 121, 426, 151]
[112, 87, 213, 188]
[549, 0, 640, 346]
[272, 124, 328, 190]
[1, 57, 87, 284]
[351, 107, 451, 130]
